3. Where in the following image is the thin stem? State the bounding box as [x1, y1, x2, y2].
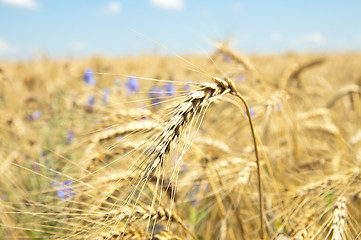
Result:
[233, 92, 265, 240]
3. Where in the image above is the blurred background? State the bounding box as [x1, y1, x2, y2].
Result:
[2, 1, 361, 239]
[1, 0, 361, 60]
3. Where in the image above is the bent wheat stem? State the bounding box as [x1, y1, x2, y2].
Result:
[212, 76, 265, 239]
[233, 91, 265, 240]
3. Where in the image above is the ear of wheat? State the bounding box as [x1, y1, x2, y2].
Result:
[329, 197, 347, 240]
[118, 72, 265, 238]
[139, 81, 231, 181]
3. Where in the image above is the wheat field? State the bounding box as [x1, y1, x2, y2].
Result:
[1, 47, 361, 239]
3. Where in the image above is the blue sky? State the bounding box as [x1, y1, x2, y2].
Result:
[1, 0, 361, 60]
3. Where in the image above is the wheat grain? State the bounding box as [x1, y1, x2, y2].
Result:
[153, 231, 183, 240]
[95, 225, 143, 240]
[215, 43, 264, 83]
[90, 121, 159, 144]
[138, 81, 232, 181]
[329, 197, 347, 240]
[194, 136, 231, 153]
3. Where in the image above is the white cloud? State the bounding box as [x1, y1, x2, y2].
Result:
[270, 33, 283, 43]
[296, 32, 326, 45]
[288, 32, 327, 51]
[306, 33, 326, 44]
[233, 2, 243, 13]
[151, 0, 183, 10]
[104, 1, 122, 14]
[71, 41, 86, 51]
[1, 0, 38, 9]
[0, 38, 19, 53]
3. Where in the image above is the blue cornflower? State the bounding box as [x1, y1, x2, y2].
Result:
[28, 110, 42, 121]
[236, 75, 245, 82]
[223, 53, 232, 62]
[66, 129, 75, 144]
[245, 106, 255, 119]
[126, 77, 139, 95]
[149, 85, 163, 106]
[88, 95, 95, 106]
[1, 194, 7, 201]
[41, 150, 47, 157]
[87, 95, 95, 112]
[183, 80, 192, 92]
[276, 103, 282, 112]
[57, 180, 75, 200]
[102, 88, 110, 105]
[84, 68, 96, 86]
[186, 184, 200, 207]
[165, 81, 176, 96]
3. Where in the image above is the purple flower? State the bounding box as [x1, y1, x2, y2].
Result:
[66, 129, 75, 144]
[165, 81, 176, 96]
[186, 184, 200, 207]
[102, 88, 110, 105]
[88, 95, 95, 106]
[236, 75, 244, 82]
[183, 80, 192, 92]
[57, 180, 75, 200]
[84, 68, 96, 86]
[28, 110, 42, 121]
[41, 150, 47, 157]
[126, 77, 139, 95]
[245, 106, 255, 119]
[86, 95, 95, 112]
[149, 85, 163, 106]
[223, 53, 232, 62]
[1, 194, 7, 201]
[276, 103, 282, 112]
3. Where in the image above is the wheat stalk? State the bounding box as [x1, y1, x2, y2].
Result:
[325, 84, 361, 108]
[125, 74, 265, 238]
[279, 58, 325, 88]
